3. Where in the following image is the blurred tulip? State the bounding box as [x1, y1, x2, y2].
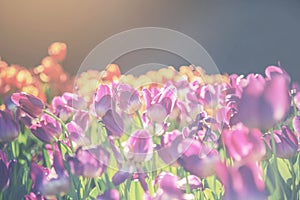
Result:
[216, 162, 266, 200]
[67, 146, 109, 178]
[222, 123, 266, 162]
[94, 84, 112, 117]
[158, 130, 183, 166]
[236, 66, 290, 130]
[0, 150, 14, 191]
[30, 151, 70, 199]
[11, 92, 44, 118]
[24, 192, 44, 200]
[48, 42, 67, 62]
[30, 114, 62, 143]
[177, 138, 219, 178]
[177, 175, 203, 191]
[102, 110, 124, 137]
[97, 189, 120, 200]
[293, 116, 300, 137]
[0, 110, 20, 142]
[66, 121, 90, 149]
[153, 172, 184, 200]
[145, 85, 177, 123]
[115, 84, 141, 114]
[264, 126, 298, 158]
[73, 110, 90, 131]
[124, 129, 153, 163]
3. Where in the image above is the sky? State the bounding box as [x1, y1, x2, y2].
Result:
[0, 0, 300, 81]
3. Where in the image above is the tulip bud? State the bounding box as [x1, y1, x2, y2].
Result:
[0, 110, 20, 143]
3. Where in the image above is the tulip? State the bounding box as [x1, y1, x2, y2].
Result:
[216, 162, 267, 200]
[177, 175, 203, 191]
[222, 123, 266, 162]
[0, 150, 14, 191]
[30, 114, 62, 143]
[294, 92, 300, 110]
[158, 130, 183, 166]
[0, 110, 20, 143]
[24, 192, 44, 200]
[293, 116, 300, 137]
[66, 121, 90, 149]
[52, 92, 86, 121]
[115, 84, 141, 114]
[73, 110, 90, 131]
[67, 146, 110, 178]
[153, 172, 184, 200]
[144, 85, 177, 123]
[264, 126, 298, 158]
[11, 92, 44, 118]
[124, 129, 153, 163]
[97, 189, 120, 200]
[236, 66, 290, 130]
[93, 84, 112, 117]
[30, 150, 70, 199]
[177, 138, 219, 178]
[102, 109, 124, 137]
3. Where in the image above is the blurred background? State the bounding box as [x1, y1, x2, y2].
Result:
[0, 0, 300, 81]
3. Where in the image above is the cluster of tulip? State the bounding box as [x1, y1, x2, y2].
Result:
[0, 49, 299, 200]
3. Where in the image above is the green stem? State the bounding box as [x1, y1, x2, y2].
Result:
[44, 110, 74, 152]
[185, 171, 191, 193]
[288, 159, 297, 200]
[270, 130, 285, 198]
[135, 111, 144, 129]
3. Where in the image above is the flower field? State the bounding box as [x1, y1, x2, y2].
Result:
[0, 43, 299, 200]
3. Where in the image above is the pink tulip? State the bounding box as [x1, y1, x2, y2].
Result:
[264, 126, 298, 158]
[115, 84, 141, 114]
[222, 123, 266, 162]
[67, 146, 110, 178]
[93, 84, 112, 117]
[124, 130, 153, 163]
[216, 162, 266, 200]
[236, 66, 290, 130]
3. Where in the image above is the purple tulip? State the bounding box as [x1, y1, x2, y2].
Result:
[102, 109, 124, 137]
[0, 110, 20, 142]
[144, 85, 177, 123]
[94, 84, 112, 117]
[112, 170, 131, 186]
[11, 92, 44, 118]
[30, 150, 70, 198]
[66, 121, 90, 149]
[264, 126, 298, 158]
[52, 92, 87, 121]
[222, 123, 266, 162]
[153, 172, 184, 200]
[294, 92, 300, 110]
[216, 162, 266, 200]
[115, 84, 141, 114]
[67, 146, 110, 178]
[236, 66, 290, 130]
[73, 110, 90, 131]
[124, 129, 153, 163]
[293, 116, 300, 137]
[0, 150, 14, 191]
[158, 130, 183, 166]
[30, 114, 62, 143]
[24, 192, 44, 200]
[97, 189, 120, 200]
[177, 138, 219, 178]
[177, 175, 203, 191]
